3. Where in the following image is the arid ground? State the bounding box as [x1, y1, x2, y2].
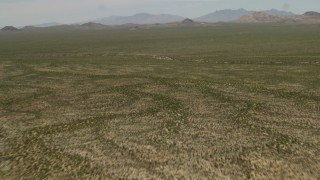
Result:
[0, 25, 319, 179]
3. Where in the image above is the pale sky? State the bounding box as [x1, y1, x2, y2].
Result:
[1, 0, 320, 27]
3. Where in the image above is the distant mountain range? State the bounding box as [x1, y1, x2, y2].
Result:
[91, 9, 296, 25]
[237, 11, 320, 24]
[195, 8, 295, 23]
[33, 22, 61, 28]
[93, 13, 185, 25]
[2, 9, 320, 30]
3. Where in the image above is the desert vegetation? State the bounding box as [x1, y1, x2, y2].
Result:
[0, 24, 319, 179]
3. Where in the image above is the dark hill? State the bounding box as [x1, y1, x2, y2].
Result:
[181, 18, 195, 24]
[303, 11, 320, 18]
[1, 26, 19, 31]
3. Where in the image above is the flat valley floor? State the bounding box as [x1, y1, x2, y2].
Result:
[0, 24, 319, 179]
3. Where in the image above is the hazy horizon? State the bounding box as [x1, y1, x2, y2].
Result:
[1, 0, 320, 27]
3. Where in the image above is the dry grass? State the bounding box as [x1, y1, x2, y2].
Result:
[0, 25, 320, 179]
[0, 59, 319, 179]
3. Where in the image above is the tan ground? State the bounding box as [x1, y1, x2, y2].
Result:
[0, 57, 319, 179]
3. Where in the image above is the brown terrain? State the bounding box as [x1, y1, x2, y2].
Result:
[237, 11, 320, 24]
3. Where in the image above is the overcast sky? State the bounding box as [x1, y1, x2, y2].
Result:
[1, 0, 320, 27]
